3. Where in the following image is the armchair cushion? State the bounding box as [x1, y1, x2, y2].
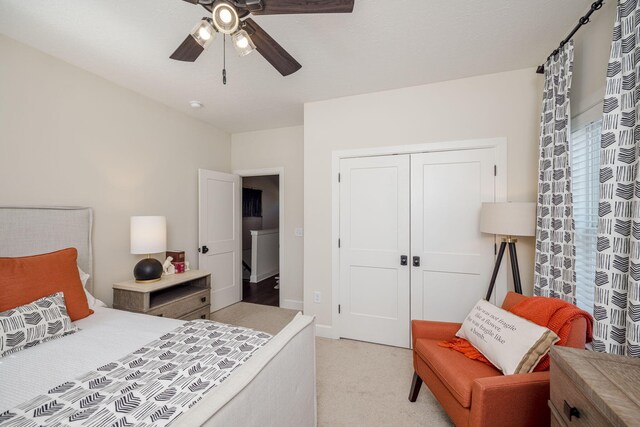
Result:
[415, 338, 501, 408]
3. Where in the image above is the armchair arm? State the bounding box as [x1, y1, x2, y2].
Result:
[411, 320, 461, 348]
[469, 372, 550, 427]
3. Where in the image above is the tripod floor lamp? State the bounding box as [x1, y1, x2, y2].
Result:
[480, 202, 536, 301]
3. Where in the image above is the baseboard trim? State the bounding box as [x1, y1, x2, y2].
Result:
[250, 270, 279, 283]
[315, 324, 338, 339]
[281, 299, 303, 311]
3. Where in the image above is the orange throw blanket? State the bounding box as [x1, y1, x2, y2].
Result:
[439, 297, 593, 372]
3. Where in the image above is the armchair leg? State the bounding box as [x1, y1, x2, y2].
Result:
[408, 372, 423, 402]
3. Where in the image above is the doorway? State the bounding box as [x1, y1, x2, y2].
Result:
[240, 174, 282, 307]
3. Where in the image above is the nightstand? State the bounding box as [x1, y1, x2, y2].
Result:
[113, 270, 211, 320]
[549, 346, 640, 427]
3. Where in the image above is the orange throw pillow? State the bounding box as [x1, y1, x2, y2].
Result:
[0, 248, 93, 321]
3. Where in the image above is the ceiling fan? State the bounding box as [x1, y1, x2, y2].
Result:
[171, 0, 355, 77]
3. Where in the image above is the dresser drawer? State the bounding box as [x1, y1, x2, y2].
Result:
[550, 364, 611, 427]
[179, 305, 211, 321]
[148, 289, 210, 319]
[550, 407, 566, 427]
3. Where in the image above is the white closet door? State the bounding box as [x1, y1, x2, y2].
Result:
[198, 169, 242, 311]
[339, 155, 411, 348]
[410, 149, 497, 322]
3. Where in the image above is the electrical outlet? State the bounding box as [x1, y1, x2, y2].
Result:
[313, 291, 321, 304]
[295, 227, 303, 237]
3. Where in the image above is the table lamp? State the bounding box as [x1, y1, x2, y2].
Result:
[480, 202, 536, 299]
[130, 216, 166, 283]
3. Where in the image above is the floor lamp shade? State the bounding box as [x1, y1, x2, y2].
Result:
[479, 202, 536, 298]
[130, 216, 166, 283]
[480, 202, 536, 237]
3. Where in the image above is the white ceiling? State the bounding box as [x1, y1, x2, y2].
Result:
[0, 0, 593, 133]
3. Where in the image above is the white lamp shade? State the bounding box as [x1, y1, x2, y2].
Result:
[479, 202, 536, 237]
[130, 216, 167, 254]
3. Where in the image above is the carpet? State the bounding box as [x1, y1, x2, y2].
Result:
[212, 302, 453, 426]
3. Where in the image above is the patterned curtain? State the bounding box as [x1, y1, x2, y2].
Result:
[593, 0, 640, 357]
[533, 41, 577, 303]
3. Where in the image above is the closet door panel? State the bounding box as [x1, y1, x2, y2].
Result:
[411, 149, 496, 322]
[339, 155, 411, 348]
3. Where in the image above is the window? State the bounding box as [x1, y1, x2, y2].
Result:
[242, 188, 262, 217]
[570, 114, 601, 314]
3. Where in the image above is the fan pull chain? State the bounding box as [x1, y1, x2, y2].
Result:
[222, 34, 227, 85]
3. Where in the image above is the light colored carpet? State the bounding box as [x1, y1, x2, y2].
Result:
[212, 302, 453, 426]
[316, 338, 452, 427]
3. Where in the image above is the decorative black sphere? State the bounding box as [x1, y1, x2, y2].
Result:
[134, 258, 163, 283]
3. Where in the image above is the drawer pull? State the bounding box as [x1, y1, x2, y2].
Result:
[200, 314, 206, 319]
[563, 400, 580, 421]
[201, 297, 207, 303]
[157, 314, 164, 317]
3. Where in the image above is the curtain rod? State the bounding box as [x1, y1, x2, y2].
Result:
[536, 0, 604, 74]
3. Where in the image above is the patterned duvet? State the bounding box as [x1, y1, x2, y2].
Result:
[0, 320, 271, 427]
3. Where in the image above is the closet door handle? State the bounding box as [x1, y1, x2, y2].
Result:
[400, 255, 408, 266]
[413, 256, 421, 267]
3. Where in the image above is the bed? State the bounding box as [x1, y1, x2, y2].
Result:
[0, 206, 317, 426]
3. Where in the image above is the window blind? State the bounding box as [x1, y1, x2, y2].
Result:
[570, 118, 601, 314]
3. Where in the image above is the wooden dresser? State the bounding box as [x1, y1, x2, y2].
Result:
[549, 346, 640, 427]
[113, 270, 211, 320]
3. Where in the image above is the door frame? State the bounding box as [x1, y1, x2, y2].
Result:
[234, 167, 286, 309]
[330, 138, 508, 340]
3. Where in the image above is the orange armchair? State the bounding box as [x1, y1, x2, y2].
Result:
[408, 292, 587, 427]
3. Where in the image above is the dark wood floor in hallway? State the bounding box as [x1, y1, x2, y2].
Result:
[242, 275, 279, 307]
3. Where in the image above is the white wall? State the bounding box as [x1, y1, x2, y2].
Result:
[571, 0, 616, 118]
[250, 229, 280, 283]
[304, 68, 543, 329]
[0, 36, 231, 306]
[231, 126, 304, 310]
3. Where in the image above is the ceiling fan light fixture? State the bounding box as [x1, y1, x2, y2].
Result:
[190, 18, 216, 48]
[232, 29, 256, 57]
[212, 2, 239, 34]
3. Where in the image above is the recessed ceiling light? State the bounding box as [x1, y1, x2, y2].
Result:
[190, 101, 203, 108]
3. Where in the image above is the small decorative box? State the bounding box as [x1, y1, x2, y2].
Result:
[172, 261, 186, 273]
[166, 250, 185, 263]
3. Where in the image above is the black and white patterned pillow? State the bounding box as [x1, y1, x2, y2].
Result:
[0, 292, 78, 357]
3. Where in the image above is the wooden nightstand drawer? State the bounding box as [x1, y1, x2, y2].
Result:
[148, 288, 209, 319]
[113, 270, 211, 320]
[180, 305, 211, 321]
[550, 347, 640, 427]
[550, 364, 609, 427]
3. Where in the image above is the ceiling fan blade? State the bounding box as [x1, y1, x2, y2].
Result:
[243, 18, 301, 76]
[252, 0, 354, 15]
[170, 35, 205, 62]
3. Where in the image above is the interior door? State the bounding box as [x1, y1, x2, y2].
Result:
[339, 155, 411, 348]
[410, 149, 497, 322]
[198, 169, 241, 311]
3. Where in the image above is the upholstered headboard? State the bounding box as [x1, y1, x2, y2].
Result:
[0, 206, 94, 292]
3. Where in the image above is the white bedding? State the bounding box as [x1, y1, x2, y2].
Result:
[0, 306, 184, 412]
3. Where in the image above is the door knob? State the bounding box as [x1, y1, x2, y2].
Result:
[401, 255, 408, 266]
[413, 256, 421, 267]
[200, 245, 209, 254]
